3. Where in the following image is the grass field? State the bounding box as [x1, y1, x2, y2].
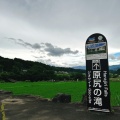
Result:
[0, 81, 120, 106]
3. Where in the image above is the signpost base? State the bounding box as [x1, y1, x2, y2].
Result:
[88, 108, 111, 112]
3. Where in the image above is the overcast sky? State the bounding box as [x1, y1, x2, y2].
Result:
[0, 0, 120, 67]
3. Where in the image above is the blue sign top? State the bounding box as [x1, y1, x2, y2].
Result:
[86, 42, 106, 49]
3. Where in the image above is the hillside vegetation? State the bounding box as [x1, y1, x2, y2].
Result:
[0, 56, 120, 82]
[0, 56, 85, 82]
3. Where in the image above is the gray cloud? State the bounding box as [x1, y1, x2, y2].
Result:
[8, 38, 79, 57]
[109, 54, 116, 60]
[32, 43, 41, 49]
[9, 38, 42, 50]
[32, 55, 45, 59]
[45, 43, 79, 56]
[117, 56, 120, 60]
[37, 58, 56, 66]
[8, 38, 28, 47]
[9, 38, 16, 41]
[18, 39, 24, 42]
[109, 53, 120, 60]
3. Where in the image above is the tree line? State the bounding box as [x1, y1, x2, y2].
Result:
[0, 56, 85, 82]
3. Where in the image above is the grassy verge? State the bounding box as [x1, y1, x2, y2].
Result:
[0, 81, 86, 102]
[110, 81, 120, 106]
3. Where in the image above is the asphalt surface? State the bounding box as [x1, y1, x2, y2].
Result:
[0, 92, 120, 120]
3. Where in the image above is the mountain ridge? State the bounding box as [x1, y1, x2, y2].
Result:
[73, 65, 120, 70]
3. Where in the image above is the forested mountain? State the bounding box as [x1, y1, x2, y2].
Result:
[0, 56, 85, 82]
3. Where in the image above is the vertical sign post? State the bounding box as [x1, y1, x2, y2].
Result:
[85, 33, 111, 112]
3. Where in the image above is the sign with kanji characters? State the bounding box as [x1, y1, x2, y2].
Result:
[85, 33, 111, 112]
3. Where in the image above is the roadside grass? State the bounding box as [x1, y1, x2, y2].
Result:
[0, 81, 86, 102]
[110, 82, 120, 106]
[0, 81, 120, 106]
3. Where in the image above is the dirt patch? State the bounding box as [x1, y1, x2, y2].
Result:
[1, 98, 25, 104]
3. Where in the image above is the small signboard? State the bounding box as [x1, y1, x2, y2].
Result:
[85, 33, 111, 112]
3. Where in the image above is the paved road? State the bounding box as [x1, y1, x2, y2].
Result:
[0, 93, 120, 120]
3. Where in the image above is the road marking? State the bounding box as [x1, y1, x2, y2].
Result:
[1, 103, 6, 120]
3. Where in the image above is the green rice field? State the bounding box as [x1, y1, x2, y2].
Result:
[0, 81, 120, 106]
